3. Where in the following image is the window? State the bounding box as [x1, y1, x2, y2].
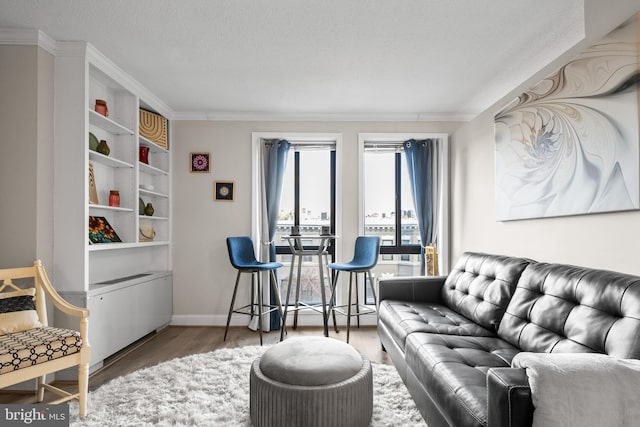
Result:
[252, 133, 341, 311]
[363, 143, 422, 279]
[359, 133, 449, 304]
[274, 145, 336, 305]
[276, 148, 335, 239]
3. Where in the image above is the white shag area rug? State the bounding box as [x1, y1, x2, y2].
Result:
[69, 345, 426, 427]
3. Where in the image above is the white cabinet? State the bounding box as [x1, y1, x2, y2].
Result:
[58, 272, 172, 375]
[86, 273, 172, 365]
[53, 42, 172, 369]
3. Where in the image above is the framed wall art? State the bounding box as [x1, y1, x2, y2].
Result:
[494, 14, 639, 221]
[214, 181, 235, 201]
[190, 152, 210, 173]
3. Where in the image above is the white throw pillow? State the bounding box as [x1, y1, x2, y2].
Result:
[512, 352, 640, 427]
[0, 288, 42, 335]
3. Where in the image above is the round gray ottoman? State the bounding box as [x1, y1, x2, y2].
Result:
[250, 336, 373, 427]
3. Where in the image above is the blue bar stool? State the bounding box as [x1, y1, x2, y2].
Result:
[225, 236, 285, 345]
[328, 236, 381, 343]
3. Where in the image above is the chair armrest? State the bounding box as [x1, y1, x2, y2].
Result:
[378, 275, 447, 304]
[487, 367, 533, 427]
[35, 261, 89, 320]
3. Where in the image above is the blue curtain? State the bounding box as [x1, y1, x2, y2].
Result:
[263, 139, 290, 329]
[404, 139, 434, 275]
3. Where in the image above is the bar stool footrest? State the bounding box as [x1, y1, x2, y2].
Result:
[233, 304, 283, 317]
[330, 305, 377, 317]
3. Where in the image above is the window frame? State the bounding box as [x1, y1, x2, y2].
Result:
[251, 132, 343, 262]
[274, 148, 337, 259]
[358, 133, 450, 275]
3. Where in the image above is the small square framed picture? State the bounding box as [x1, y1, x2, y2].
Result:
[190, 152, 210, 173]
[214, 181, 235, 201]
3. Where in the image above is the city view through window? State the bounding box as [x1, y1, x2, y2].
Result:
[274, 148, 421, 306]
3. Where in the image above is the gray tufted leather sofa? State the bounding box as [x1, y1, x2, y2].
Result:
[377, 252, 640, 427]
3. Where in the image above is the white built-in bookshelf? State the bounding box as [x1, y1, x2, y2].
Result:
[53, 42, 172, 372]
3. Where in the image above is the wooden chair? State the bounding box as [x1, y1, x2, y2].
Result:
[0, 260, 90, 416]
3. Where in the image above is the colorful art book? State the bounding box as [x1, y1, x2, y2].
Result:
[88, 216, 122, 243]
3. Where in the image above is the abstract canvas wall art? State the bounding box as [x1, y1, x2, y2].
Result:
[494, 14, 639, 221]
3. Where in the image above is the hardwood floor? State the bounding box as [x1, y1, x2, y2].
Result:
[0, 325, 392, 405]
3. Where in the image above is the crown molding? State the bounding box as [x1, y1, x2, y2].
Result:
[0, 29, 174, 119]
[85, 43, 174, 119]
[54, 40, 174, 119]
[0, 28, 56, 55]
[172, 111, 474, 122]
[1, 28, 474, 123]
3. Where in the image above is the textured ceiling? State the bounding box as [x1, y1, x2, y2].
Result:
[0, 0, 585, 119]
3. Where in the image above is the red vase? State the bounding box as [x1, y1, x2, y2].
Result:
[108, 190, 120, 207]
[95, 99, 109, 117]
[139, 146, 150, 164]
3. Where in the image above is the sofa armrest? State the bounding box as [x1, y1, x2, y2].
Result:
[378, 275, 447, 304]
[487, 367, 533, 427]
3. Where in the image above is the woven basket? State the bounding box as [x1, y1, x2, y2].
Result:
[139, 109, 168, 149]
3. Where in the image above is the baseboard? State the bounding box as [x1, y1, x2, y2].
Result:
[170, 312, 378, 327]
[170, 314, 230, 326]
[0, 379, 37, 392]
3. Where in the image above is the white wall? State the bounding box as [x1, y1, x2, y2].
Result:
[451, 3, 640, 273]
[0, 45, 54, 269]
[36, 47, 55, 271]
[171, 120, 461, 323]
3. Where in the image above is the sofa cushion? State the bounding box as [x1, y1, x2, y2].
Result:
[406, 332, 520, 427]
[378, 300, 496, 351]
[499, 262, 640, 358]
[442, 252, 532, 331]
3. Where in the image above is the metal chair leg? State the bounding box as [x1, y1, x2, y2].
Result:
[224, 271, 242, 341]
[355, 272, 361, 329]
[257, 272, 263, 346]
[251, 273, 257, 323]
[346, 272, 354, 343]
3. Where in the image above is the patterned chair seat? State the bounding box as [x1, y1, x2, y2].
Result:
[0, 327, 83, 375]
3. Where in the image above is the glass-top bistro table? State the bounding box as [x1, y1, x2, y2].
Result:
[279, 234, 337, 339]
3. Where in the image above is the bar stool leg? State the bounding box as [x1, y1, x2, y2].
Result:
[257, 272, 263, 346]
[224, 271, 242, 341]
[346, 272, 354, 343]
[355, 272, 361, 329]
[252, 273, 258, 321]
